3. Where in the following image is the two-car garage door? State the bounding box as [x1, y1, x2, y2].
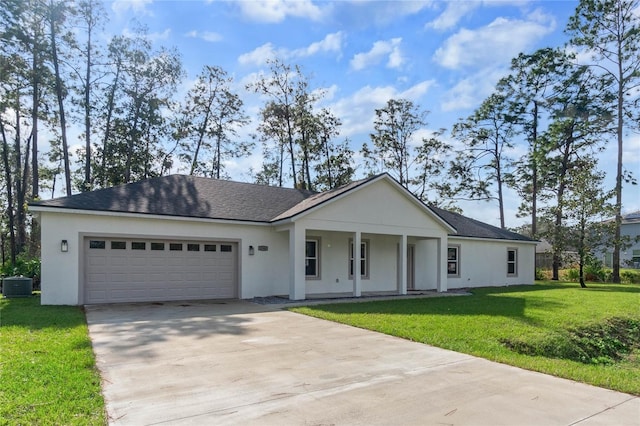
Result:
[84, 237, 238, 304]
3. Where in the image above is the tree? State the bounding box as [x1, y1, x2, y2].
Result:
[567, 0, 640, 283]
[564, 160, 615, 287]
[500, 48, 571, 237]
[450, 93, 517, 229]
[361, 98, 450, 204]
[175, 65, 251, 179]
[46, 0, 74, 196]
[248, 58, 342, 190]
[72, 0, 106, 191]
[538, 65, 612, 280]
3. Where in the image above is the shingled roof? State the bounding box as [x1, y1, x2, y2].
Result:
[30, 175, 316, 223]
[428, 205, 535, 242]
[30, 174, 534, 242]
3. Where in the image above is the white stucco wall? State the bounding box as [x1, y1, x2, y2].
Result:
[37, 210, 290, 305]
[446, 237, 536, 289]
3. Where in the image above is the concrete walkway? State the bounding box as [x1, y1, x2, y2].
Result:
[86, 300, 640, 426]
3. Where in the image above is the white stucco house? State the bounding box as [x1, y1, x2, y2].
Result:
[598, 211, 640, 268]
[29, 173, 536, 305]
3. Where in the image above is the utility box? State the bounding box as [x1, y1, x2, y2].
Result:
[2, 277, 33, 298]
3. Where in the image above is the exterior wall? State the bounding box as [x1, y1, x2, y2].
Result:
[597, 222, 640, 268]
[299, 179, 451, 238]
[38, 211, 290, 305]
[303, 231, 407, 295]
[446, 238, 536, 289]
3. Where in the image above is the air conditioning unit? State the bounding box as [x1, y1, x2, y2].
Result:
[2, 277, 33, 298]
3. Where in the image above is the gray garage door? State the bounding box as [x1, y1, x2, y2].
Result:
[84, 238, 237, 304]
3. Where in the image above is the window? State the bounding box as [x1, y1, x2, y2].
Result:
[169, 243, 183, 251]
[305, 239, 320, 278]
[220, 245, 233, 252]
[132, 242, 146, 250]
[204, 244, 217, 252]
[507, 248, 518, 276]
[349, 240, 369, 279]
[632, 250, 640, 267]
[151, 242, 165, 251]
[89, 240, 105, 249]
[187, 243, 200, 252]
[447, 245, 460, 277]
[111, 241, 126, 250]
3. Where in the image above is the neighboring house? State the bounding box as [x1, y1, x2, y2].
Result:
[29, 173, 536, 306]
[598, 211, 640, 269]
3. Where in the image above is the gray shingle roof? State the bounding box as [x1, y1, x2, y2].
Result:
[428, 205, 535, 242]
[30, 175, 315, 222]
[30, 174, 534, 242]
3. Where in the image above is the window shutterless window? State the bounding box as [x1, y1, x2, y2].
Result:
[507, 248, 518, 276]
[305, 239, 320, 278]
[349, 240, 369, 279]
[447, 245, 460, 277]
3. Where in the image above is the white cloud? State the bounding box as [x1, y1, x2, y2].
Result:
[238, 32, 344, 66]
[350, 38, 404, 71]
[236, 0, 327, 23]
[433, 12, 555, 70]
[426, 2, 479, 31]
[329, 80, 435, 138]
[238, 43, 278, 66]
[185, 30, 223, 43]
[441, 68, 506, 112]
[112, 0, 153, 16]
[291, 31, 344, 58]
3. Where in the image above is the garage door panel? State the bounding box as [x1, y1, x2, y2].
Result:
[84, 238, 238, 304]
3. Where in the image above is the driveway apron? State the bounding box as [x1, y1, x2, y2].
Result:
[86, 300, 639, 425]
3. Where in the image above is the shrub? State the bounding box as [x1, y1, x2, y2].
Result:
[535, 268, 547, 280]
[621, 270, 640, 284]
[1, 254, 41, 278]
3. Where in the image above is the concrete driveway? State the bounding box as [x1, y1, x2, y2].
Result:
[86, 300, 639, 425]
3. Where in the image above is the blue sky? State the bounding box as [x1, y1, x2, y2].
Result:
[102, 0, 640, 228]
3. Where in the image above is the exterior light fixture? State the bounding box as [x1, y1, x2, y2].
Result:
[61, 240, 69, 252]
[249, 245, 255, 256]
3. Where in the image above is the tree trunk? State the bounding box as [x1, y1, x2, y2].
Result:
[84, 25, 92, 191]
[531, 100, 538, 237]
[49, 2, 72, 196]
[31, 40, 39, 199]
[612, 66, 624, 283]
[1, 120, 17, 265]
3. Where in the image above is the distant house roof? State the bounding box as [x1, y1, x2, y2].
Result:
[30, 174, 533, 242]
[428, 205, 535, 242]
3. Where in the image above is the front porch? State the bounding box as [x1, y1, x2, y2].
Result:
[279, 225, 450, 301]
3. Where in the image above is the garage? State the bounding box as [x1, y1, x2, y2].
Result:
[84, 237, 238, 304]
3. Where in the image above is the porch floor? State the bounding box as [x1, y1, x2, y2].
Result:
[251, 289, 470, 307]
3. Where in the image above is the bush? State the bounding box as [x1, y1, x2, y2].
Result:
[1, 254, 41, 278]
[563, 268, 580, 282]
[621, 270, 640, 284]
[535, 268, 547, 280]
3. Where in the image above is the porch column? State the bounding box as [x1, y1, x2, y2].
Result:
[437, 237, 448, 292]
[289, 223, 306, 300]
[353, 231, 361, 297]
[399, 234, 408, 295]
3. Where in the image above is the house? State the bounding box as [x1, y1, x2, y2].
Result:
[598, 211, 640, 268]
[28, 173, 536, 305]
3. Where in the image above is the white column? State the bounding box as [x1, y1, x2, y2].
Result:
[399, 234, 407, 295]
[353, 231, 361, 297]
[289, 224, 306, 300]
[437, 237, 448, 292]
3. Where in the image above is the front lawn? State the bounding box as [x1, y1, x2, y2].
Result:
[0, 296, 106, 425]
[292, 282, 640, 395]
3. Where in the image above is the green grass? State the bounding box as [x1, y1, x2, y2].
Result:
[292, 282, 640, 395]
[0, 296, 106, 425]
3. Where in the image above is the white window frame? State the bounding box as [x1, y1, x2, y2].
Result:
[507, 247, 518, 277]
[447, 245, 460, 278]
[349, 239, 370, 279]
[305, 238, 320, 279]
